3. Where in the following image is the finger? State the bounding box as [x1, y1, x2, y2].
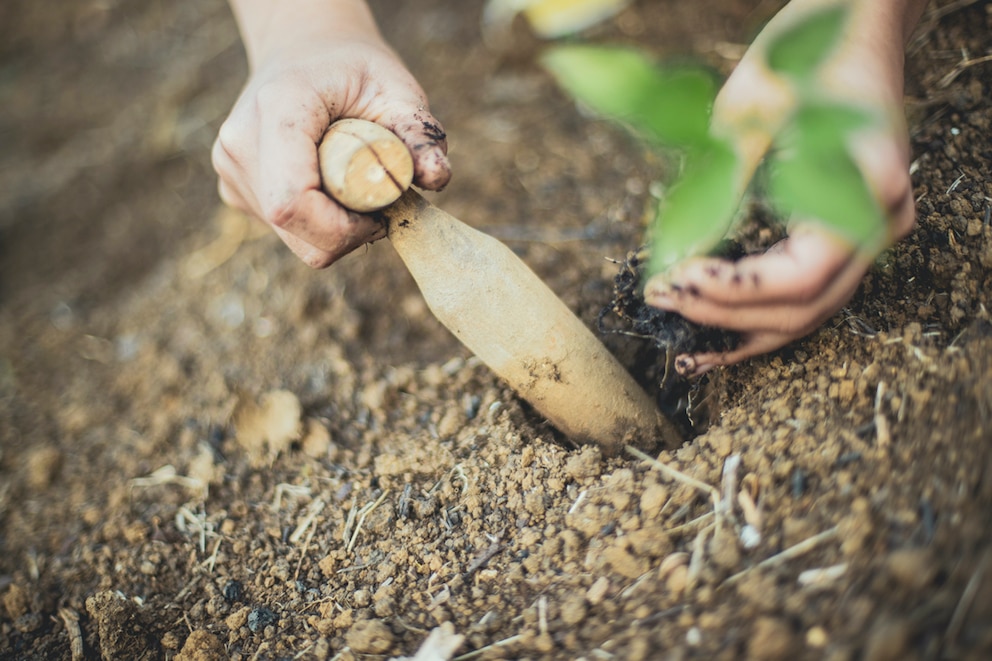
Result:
[383, 109, 451, 191]
[264, 186, 386, 258]
[216, 153, 341, 268]
[847, 128, 915, 240]
[343, 53, 451, 192]
[668, 255, 868, 375]
[253, 102, 387, 257]
[216, 115, 385, 263]
[675, 332, 795, 376]
[217, 179, 248, 215]
[648, 241, 867, 335]
[644, 226, 854, 307]
[270, 224, 339, 270]
[213, 139, 259, 216]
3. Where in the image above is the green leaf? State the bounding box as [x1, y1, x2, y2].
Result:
[766, 3, 848, 79]
[790, 100, 876, 151]
[768, 135, 884, 248]
[541, 44, 717, 148]
[648, 142, 739, 276]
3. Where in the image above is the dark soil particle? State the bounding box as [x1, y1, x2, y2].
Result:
[599, 248, 740, 358]
[3, 1, 992, 660]
[246, 607, 277, 634]
[222, 580, 243, 604]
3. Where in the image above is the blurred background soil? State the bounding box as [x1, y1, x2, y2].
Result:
[1, 0, 991, 659]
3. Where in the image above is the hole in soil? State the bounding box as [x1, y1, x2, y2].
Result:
[598, 248, 737, 438]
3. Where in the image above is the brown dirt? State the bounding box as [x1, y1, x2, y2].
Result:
[2, 1, 992, 659]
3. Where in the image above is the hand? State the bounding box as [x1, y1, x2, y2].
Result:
[644, 0, 923, 375]
[213, 1, 450, 268]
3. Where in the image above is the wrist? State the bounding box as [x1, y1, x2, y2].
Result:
[228, 0, 383, 70]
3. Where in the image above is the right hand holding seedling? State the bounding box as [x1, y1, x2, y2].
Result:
[213, 0, 450, 268]
[544, 0, 926, 373]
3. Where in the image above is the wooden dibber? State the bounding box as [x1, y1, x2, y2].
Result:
[319, 119, 681, 454]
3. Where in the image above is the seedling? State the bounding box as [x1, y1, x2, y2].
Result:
[542, 1, 884, 279]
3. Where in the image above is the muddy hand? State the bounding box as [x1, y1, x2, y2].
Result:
[644, 0, 922, 375]
[212, 0, 450, 268]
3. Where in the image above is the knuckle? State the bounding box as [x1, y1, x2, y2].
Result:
[215, 116, 247, 159]
[253, 78, 291, 112]
[792, 278, 824, 304]
[859, 151, 915, 234]
[779, 319, 806, 336]
[253, 77, 312, 123]
[264, 198, 299, 230]
[875, 167, 913, 218]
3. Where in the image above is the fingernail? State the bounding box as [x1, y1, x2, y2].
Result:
[643, 279, 667, 297]
[674, 355, 696, 376]
[644, 277, 685, 299]
[644, 289, 675, 308]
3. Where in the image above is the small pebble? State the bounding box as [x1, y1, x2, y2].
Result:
[345, 619, 394, 655]
[560, 595, 587, 625]
[26, 446, 63, 490]
[175, 629, 226, 661]
[806, 626, 829, 648]
[863, 618, 910, 661]
[247, 607, 277, 633]
[639, 483, 669, 514]
[586, 576, 610, 605]
[3, 584, 30, 619]
[223, 580, 244, 603]
[747, 616, 795, 661]
[14, 613, 43, 633]
[885, 548, 936, 590]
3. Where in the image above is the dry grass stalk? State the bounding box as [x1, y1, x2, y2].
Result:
[626, 446, 721, 511]
[342, 498, 358, 544]
[272, 483, 311, 511]
[568, 489, 588, 515]
[874, 381, 892, 447]
[663, 511, 714, 536]
[175, 506, 215, 553]
[686, 524, 714, 592]
[204, 537, 223, 573]
[538, 596, 549, 635]
[289, 498, 325, 544]
[403, 622, 465, 661]
[723, 526, 839, 587]
[130, 465, 206, 500]
[59, 608, 84, 661]
[797, 563, 848, 587]
[294, 523, 319, 582]
[453, 634, 524, 661]
[720, 455, 741, 519]
[347, 490, 391, 553]
[909, 0, 981, 55]
[463, 532, 505, 579]
[946, 553, 991, 647]
[940, 52, 992, 87]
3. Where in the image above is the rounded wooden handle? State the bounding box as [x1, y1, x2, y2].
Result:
[318, 119, 414, 213]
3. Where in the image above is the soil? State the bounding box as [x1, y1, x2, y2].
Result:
[2, 1, 992, 660]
